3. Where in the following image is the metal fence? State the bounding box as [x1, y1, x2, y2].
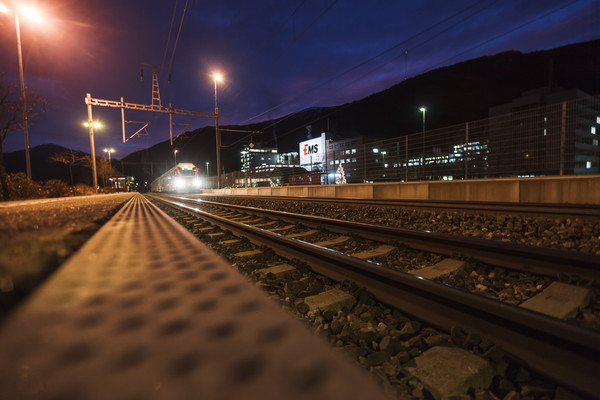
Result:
[207, 95, 600, 188]
[340, 95, 600, 183]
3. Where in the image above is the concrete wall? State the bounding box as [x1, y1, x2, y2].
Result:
[203, 175, 600, 204]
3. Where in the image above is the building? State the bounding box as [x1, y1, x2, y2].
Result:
[299, 132, 332, 174]
[326, 136, 366, 183]
[238, 144, 299, 187]
[488, 88, 599, 176]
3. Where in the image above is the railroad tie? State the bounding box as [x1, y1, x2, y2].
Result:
[313, 236, 350, 247]
[233, 249, 263, 258]
[268, 224, 296, 232]
[520, 282, 592, 319]
[409, 258, 466, 280]
[253, 220, 279, 228]
[304, 289, 356, 313]
[287, 229, 319, 238]
[405, 346, 495, 398]
[253, 263, 296, 279]
[350, 244, 396, 259]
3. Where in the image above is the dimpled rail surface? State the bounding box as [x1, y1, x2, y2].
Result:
[0, 194, 388, 400]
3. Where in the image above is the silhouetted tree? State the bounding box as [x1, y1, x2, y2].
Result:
[80, 155, 119, 190]
[49, 149, 81, 195]
[0, 74, 46, 200]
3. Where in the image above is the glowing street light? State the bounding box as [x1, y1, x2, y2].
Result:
[84, 121, 101, 129]
[174, 149, 178, 164]
[0, 2, 45, 179]
[206, 161, 210, 176]
[104, 148, 115, 168]
[213, 72, 223, 189]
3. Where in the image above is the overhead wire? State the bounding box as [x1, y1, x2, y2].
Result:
[242, 0, 488, 125]
[267, 0, 584, 143]
[161, 0, 179, 67]
[426, 0, 580, 70]
[168, 0, 190, 71]
[294, 0, 339, 41]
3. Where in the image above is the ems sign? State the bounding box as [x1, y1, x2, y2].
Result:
[299, 136, 326, 165]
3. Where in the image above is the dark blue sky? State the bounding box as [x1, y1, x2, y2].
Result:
[1, 0, 598, 158]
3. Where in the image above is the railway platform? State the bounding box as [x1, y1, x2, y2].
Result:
[0, 194, 388, 400]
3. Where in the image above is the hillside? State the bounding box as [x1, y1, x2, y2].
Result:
[5, 39, 599, 184]
[122, 39, 600, 182]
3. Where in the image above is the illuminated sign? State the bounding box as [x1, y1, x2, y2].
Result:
[299, 135, 326, 165]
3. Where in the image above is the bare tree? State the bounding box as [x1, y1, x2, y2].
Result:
[0, 74, 46, 200]
[80, 154, 119, 190]
[49, 149, 81, 195]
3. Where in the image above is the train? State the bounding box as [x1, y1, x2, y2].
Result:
[151, 163, 205, 193]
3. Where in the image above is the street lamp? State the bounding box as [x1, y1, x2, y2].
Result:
[213, 72, 222, 189]
[104, 148, 115, 168]
[206, 161, 210, 176]
[0, 3, 43, 180]
[174, 149, 178, 164]
[83, 116, 101, 193]
[420, 107, 426, 179]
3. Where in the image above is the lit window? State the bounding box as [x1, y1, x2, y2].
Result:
[543, 129, 547, 136]
[594, 139, 598, 146]
[329, 161, 333, 165]
[597, 116, 600, 124]
[351, 149, 356, 154]
[586, 161, 592, 169]
[592, 127, 596, 135]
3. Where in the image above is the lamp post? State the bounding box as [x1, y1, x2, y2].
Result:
[83, 106, 100, 193]
[0, 3, 42, 180]
[103, 148, 115, 168]
[420, 107, 426, 180]
[206, 161, 210, 175]
[213, 73, 222, 189]
[174, 149, 178, 165]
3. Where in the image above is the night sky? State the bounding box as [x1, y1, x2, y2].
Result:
[1, 0, 598, 158]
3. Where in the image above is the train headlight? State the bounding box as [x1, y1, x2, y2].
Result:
[174, 178, 184, 188]
[193, 179, 202, 187]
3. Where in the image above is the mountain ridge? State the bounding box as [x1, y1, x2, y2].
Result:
[4, 39, 599, 184]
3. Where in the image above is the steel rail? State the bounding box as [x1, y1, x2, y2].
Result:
[174, 196, 600, 281]
[150, 195, 600, 398]
[197, 194, 600, 217]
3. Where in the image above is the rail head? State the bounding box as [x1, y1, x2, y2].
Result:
[151, 195, 600, 398]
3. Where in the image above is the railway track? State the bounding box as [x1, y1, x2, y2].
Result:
[197, 194, 600, 218]
[147, 194, 600, 398]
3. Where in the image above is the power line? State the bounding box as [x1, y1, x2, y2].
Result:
[268, 0, 583, 144]
[168, 0, 190, 70]
[161, 0, 179, 67]
[427, 0, 580, 70]
[294, 0, 339, 41]
[242, 0, 487, 124]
